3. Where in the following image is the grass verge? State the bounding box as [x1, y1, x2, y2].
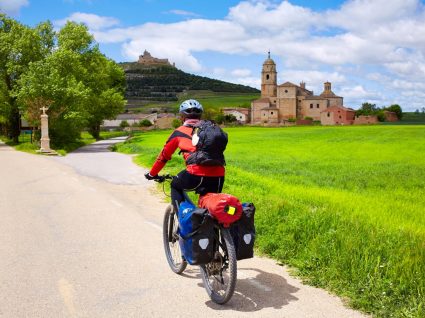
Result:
[114, 125, 425, 318]
[1, 130, 128, 155]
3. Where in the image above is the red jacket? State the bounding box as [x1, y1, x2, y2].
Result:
[149, 119, 225, 177]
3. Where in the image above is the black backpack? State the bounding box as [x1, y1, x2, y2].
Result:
[186, 120, 228, 166]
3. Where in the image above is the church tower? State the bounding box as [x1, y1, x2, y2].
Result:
[261, 51, 277, 98]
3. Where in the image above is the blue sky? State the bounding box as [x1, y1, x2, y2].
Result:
[2, 0, 425, 111]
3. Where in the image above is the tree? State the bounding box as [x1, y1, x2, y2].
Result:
[356, 102, 379, 116]
[120, 120, 129, 129]
[0, 15, 53, 142]
[17, 21, 125, 144]
[384, 104, 403, 119]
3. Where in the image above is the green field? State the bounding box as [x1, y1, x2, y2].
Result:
[116, 125, 425, 317]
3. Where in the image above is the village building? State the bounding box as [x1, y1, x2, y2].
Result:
[138, 50, 174, 67]
[222, 107, 250, 123]
[321, 105, 356, 125]
[251, 53, 344, 124]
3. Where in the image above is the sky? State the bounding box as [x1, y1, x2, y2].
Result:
[1, 0, 425, 111]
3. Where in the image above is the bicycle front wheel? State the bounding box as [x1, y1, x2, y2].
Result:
[163, 205, 187, 274]
[200, 227, 237, 304]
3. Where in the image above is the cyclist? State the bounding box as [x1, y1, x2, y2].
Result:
[144, 99, 225, 211]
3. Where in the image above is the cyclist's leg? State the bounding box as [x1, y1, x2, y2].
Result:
[195, 176, 225, 196]
[170, 170, 203, 210]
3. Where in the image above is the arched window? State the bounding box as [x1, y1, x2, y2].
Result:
[266, 74, 270, 80]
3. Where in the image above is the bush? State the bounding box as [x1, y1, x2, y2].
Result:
[172, 118, 181, 128]
[377, 110, 386, 122]
[140, 119, 152, 127]
[120, 120, 129, 128]
[224, 114, 237, 123]
[214, 114, 225, 125]
[287, 117, 296, 122]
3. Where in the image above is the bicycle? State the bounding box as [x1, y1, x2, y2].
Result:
[155, 174, 237, 305]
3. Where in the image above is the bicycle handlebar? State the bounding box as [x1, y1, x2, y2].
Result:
[154, 174, 174, 183]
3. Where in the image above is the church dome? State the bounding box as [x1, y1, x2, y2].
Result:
[263, 51, 276, 66]
[263, 57, 276, 65]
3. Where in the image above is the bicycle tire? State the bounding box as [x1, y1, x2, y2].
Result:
[200, 227, 237, 304]
[163, 205, 187, 274]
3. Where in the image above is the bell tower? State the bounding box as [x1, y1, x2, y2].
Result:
[261, 51, 277, 98]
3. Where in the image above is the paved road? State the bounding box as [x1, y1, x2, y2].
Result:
[0, 140, 367, 317]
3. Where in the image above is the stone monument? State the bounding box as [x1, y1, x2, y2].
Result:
[38, 106, 56, 155]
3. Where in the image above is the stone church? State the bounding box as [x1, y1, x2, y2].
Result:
[251, 53, 344, 123]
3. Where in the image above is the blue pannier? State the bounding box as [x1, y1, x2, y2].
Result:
[178, 201, 215, 265]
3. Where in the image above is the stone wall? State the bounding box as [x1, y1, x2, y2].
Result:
[354, 115, 378, 125]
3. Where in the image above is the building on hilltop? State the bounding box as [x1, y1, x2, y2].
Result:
[251, 52, 344, 124]
[138, 50, 175, 67]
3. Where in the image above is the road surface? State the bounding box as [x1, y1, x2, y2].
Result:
[0, 140, 367, 317]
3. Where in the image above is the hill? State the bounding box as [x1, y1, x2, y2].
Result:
[119, 62, 260, 112]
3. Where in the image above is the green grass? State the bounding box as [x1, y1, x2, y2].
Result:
[115, 125, 425, 317]
[1, 130, 128, 155]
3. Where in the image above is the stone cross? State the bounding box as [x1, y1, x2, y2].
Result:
[39, 106, 52, 153]
[40, 106, 48, 115]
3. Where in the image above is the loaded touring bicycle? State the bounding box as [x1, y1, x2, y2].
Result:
[156, 174, 255, 305]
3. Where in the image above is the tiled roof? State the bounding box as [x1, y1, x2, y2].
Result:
[278, 81, 298, 87]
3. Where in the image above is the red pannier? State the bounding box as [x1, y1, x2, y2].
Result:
[198, 193, 243, 228]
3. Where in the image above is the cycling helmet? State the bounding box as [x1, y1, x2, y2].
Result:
[179, 99, 203, 119]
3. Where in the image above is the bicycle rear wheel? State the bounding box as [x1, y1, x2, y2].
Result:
[163, 205, 187, 274]
[200, 227, 237, 304]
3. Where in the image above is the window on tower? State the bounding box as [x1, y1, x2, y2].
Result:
[266, 74, 270, 80]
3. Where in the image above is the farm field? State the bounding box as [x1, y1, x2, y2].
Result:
[116, 125, 425, 317]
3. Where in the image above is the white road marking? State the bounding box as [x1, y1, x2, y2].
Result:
[110, 199, 123, 207]
[144, 220, 162, 232]
[71, 177, 78, 182]
[58, 278, 76, 317]
[87, 187, 97, 192]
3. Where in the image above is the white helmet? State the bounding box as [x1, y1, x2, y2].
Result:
[179, 99, 203, 119]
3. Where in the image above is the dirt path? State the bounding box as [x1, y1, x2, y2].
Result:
[0, 140, 367, 317]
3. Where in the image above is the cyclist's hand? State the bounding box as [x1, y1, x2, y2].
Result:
[144, 172, 157, 180]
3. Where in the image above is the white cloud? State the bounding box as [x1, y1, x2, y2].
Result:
[54, 12, 120, 30]
[0, 0, 28, 15]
